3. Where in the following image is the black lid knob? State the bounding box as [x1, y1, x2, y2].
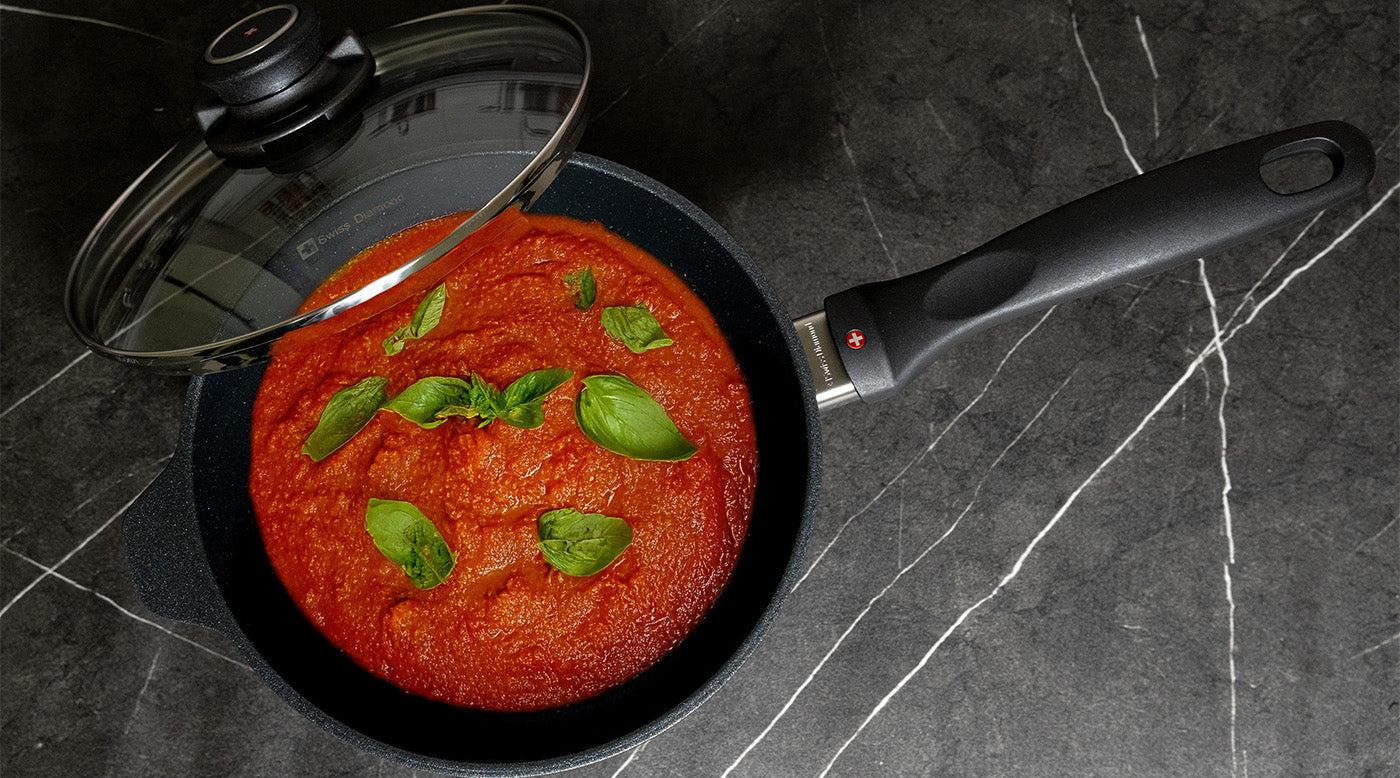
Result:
[193, 3, 374, 164]
[197, 3, 324, 105]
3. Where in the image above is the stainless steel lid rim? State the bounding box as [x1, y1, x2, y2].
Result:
[71, 151, 548, 371]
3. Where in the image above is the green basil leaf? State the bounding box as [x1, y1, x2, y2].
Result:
[574, 374, 697, 461]
[537, 508, 632, 576]
[434, 403, 484, 422]
[480, 369, 573, 429]
[383, 283, 448, 355]
[500, 402, 545, 429]
[302, 376, 388, 461]
[468, 373, 503, 427]
[380, 369, 571, 431]
[564, 267, 596, 310]
[501, 367, 573, 409]
[364, 499, 455, 589]
[381, 376, 473, 428]
[602, 304, 674, 353]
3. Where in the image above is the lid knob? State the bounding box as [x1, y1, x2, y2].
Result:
[194, 2, 373, 163]
[197, 4, 323, 105]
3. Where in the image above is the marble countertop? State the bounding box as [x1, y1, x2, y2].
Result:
[2, 1, 1395, 775]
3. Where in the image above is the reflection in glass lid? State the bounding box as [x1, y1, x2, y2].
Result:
[65, 6, 590, 374]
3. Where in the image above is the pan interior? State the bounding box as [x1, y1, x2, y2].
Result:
[187, 154, 819, 771]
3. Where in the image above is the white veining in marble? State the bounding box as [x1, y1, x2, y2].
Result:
[0, 350, 91, 419]
[1070, 7, 1142, 175]
[1198, 256, 1244, 775]
[1354, 518, 1396, 553]
[606, 741, 646, 777]
[1133, 15, 1160, 139]
[593, 1, 734, 122]
[816, 6, 897, 279]
[723, 369, 1077, 778]
[4, 547, 248, 670]
[1078, 13, 1250, 766]
[790, 308, 1056, 593]
[1351, 631, 1400, 661]
[836, 123, 897, 278]
[123, 646, 163, 737]
[923, 101, 958, 149]
[1232, 184, 1396, 329]
[1, 459, 168, 618]
[1070, 19, 1384, 770]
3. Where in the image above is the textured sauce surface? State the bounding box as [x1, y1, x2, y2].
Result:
[248, 213, 757, 711]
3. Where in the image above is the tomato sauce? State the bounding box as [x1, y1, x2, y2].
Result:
[248, 212, 757, 711]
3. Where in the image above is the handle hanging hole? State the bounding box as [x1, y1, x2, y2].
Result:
[1259, 148, 1338, 195]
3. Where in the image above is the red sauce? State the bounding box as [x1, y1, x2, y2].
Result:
[249, 213, 757, 711]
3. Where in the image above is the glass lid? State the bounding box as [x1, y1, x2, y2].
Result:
[65, 4, 590, 374]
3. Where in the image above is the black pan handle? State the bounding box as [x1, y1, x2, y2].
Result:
[823, 120, 1376, 402]
[123, 442, 227, 630]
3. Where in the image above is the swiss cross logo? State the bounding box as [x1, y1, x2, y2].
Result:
[243, 25, 261, 37]
[845, 329, 866, 349]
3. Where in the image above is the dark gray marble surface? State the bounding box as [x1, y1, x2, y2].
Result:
[2, 1, 1396, 776]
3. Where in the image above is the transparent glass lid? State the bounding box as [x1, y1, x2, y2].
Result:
[65, 6, 590, 373]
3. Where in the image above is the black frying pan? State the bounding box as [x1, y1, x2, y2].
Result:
[124, 123, 1374, 775]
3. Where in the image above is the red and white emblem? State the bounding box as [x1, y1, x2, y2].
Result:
[845, 329, 866, 349]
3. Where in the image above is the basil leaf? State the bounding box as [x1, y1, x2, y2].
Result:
[476, 369, 574, 430]
[564, 267, 596, 310]
[574, 374, 697, 461]
[467, 373, 503, 428]
[383, 283, 448, 355]
[364, 499, 455, 589]
[383, 370, 572, 430]
[486, 369, 572, 429]
[500, 402, 545, 429]
[434, 403, 484, 423]
[602, 304, 674, 353]
[501, 367, 573, 409]
[537, 508, 632, 576]
[382, 376, 473, 428]
[302, 376, 388, 461]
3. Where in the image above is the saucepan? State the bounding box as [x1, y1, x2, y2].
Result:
[66, 4, 1375, 776]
